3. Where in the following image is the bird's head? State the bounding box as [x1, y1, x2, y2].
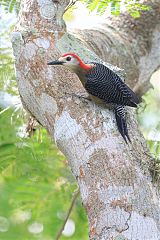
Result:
[47, 53, 92, 72]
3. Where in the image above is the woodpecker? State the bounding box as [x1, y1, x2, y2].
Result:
[48, 53, 139, 143]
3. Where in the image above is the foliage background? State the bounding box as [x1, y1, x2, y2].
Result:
[0, 0, 160, 239]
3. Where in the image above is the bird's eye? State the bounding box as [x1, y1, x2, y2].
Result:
[66, 56, 71, 61]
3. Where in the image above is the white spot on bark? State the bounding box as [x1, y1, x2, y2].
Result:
[55, 111, 82, 141]
[11, 32, 24, 59]
[24, 42, 38, 59]
[124, 211, 160, 240]
[37, 0, 52, 6]
[98, 185, 134, 205]
[11, 32, 24, 45]
[97, 207, 130, 235]
[54, 111, 95, 175]
[40, 4, 56, 19]
[40, 93, 57, 115]
[79, 180, 89, 203]
[34, 38, 50, 49]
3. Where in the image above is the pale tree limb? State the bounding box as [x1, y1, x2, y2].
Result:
[11, 0, 160, 239]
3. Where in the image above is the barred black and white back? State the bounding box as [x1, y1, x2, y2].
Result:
[84, 62, 139, 143]
[85, 62, 139, 107]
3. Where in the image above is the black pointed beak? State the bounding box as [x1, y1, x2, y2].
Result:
[47, 60, 64, 65]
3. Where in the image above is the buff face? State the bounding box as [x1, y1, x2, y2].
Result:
[58, 55, 80, 71]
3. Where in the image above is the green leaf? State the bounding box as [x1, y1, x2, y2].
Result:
[82, 0, 151, 17]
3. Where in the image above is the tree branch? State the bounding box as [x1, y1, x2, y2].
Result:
[55, 189, 80, 240]
[64, 0, 79, 13]
[12, 0, 160, 239]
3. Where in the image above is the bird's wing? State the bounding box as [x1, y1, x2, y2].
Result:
[85, 62, 139, 107]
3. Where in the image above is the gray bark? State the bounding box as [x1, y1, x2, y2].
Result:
[12, 0, 160, 239]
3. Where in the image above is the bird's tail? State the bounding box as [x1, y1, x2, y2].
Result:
[114, 105, 131, 144]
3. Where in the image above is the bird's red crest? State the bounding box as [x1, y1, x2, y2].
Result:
[62, 53, 82, 62]
[62, 52, 92, 71]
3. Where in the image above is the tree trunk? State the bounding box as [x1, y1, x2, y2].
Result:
[12, 0, 160, 239]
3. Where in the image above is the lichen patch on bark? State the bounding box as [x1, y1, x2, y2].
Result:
[34, 37, 50, 49]
[40, 4, 56, 19]
[123, 211, 160, 240]
[97, 207, 130, 235]
[11, 32, 24, 61]
[98, 185, 134, 206]
[23, 42, 38, 59]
